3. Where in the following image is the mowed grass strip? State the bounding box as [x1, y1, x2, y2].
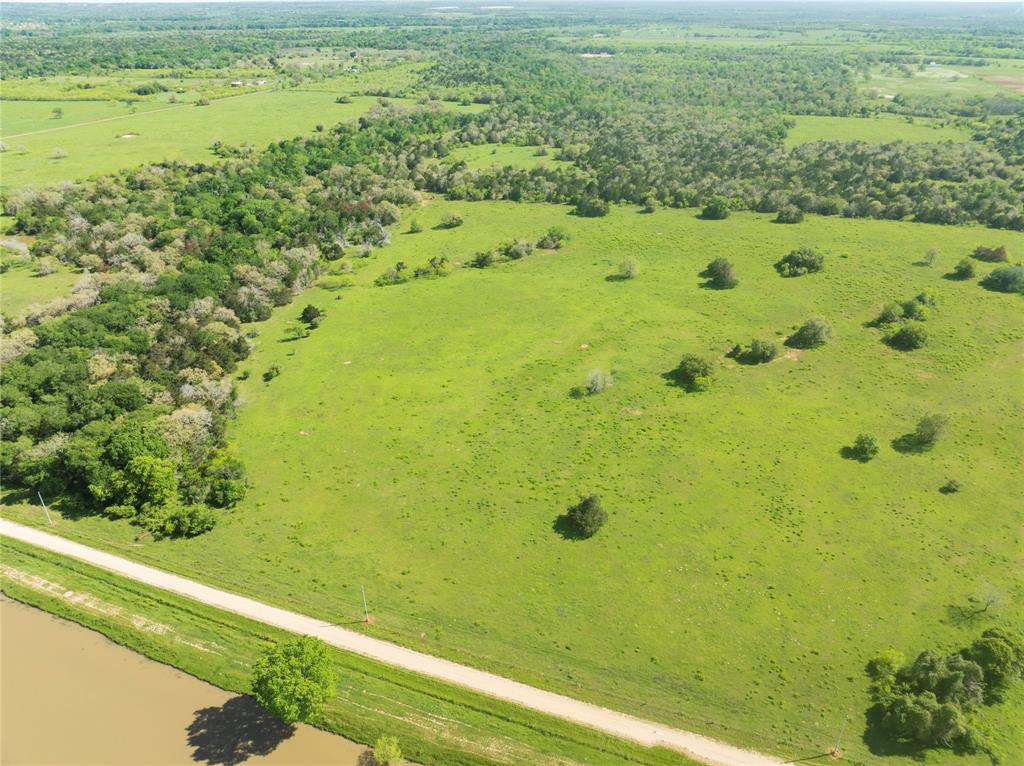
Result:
[3, 203, 1021, 764]
[0, 537, 699, 766]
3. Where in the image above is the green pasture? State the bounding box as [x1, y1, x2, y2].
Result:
[0, 91, 472, 192]
[1, 99, 170, 136]
[446, 143, 554, 170]
[862, 63, 1022, 102]
[0, 253, 80, 318]
[0, 538, 698, 766]
[5, 202, 1021, 764]
[784, 114, 971, 147]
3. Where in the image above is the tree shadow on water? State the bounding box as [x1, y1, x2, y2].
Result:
[187, 696, 295, 766]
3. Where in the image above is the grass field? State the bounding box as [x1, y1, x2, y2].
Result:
[784, 114, 971, 147]
[0, 91, 477, 192]
[0, 255, 81, 318]
[5, 202, 1021, 764]
[0, 537, 698, 766]
[447, 143, 555, 170]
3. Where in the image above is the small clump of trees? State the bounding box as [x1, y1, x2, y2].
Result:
[971, 244, 1008, 263]
[669, 353, 715, 392]
[847, 433, 879, 462]
[865, 628, 1024, 759]
[703, 257, 738, 289]
[573, 197, 609, 217]
[786, 318, 831, 349]
[537, 227, 569, 249]
[948, 258, 975, 280]
[982, 264, 1024, 294]
[439, 213, 464, 229]
[737, 338, 778, 364]
[874, 292, 936, 350]
[252, 636, 336, 724]
[774, 205, 804, 224]
[471, 250, 495, 268]
[373, 735, 403, 765]
[500, 240, 534, 260]
[774, 248, 824, 277]
[585, 369, 612, 394]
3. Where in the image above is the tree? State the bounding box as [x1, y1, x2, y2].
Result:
[300, 305, 322, 324]
[573, 197, 609, 217]
[565, 495, 607, 538]
[50, 147, 67, 160]
[913, 413, 949, 447]
[787, 318, 831, 349]
[408, 218, 423, 233]
[743, 339, 777, 364]
[701, 196, 730, 220]
[500, 240, 534, 260]
[965, 628, 1024, 694]
[618, 259, 639, 279]
[51, 107, 64, 120]
[439, 213, 463, 229]
[886, 323, 928, 350]
[252, 636, 336, 724]
[875, 302, 903, 325]
[774, 248, 824, 277]
[537, 226, 569, 249]
[471, 250, 495, 268]
[704, 257, 738, 289]
[982, 264, 1024, 294]
[670, 353, 714, 392]
[849, 433, 879, 462]
[585, 369, 612, 394]
[373, 735, 403, 765]
[775, 205, 803, 223]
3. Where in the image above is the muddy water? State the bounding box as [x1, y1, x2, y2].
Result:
[0, 597, 366, 766]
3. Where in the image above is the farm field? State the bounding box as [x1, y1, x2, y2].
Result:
[0, 90, 474, 192]
[783, 115, 970, 147]
[6, 201, 1022, 764]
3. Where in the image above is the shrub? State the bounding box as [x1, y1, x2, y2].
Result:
[50, 147, 67, 160]
[537, 226, 569, 249]
[335, 95, 352, 104]
[263, 365, 281, 382]
[787, 318, 831, 349]
[252, 637, 336, 724]
[849, 433, 879, 461]
[913, 413, 949, 447]
[704, 257, 737, 289]
[585, 369, 612, 394]
[439, 213, 463, 229]
[701, 196, 731, 220]
[886, 322, 928, 350]
[374, 263, 409, 287]
[471, 250, 495, 268]
[300, 305, 322, 324]
[940, 478, 961, 494]
[565, 495, 607, 538]
[500, 240, 534, 260]
[618, 259, 639, 279]
[775, 205, 804, 224]
[950, 258, 975, 280]
[670, 353, 714, 392]
[408, 218, 423, 233]
[971, 245, 1008, 263]
[642, 194, 657, 214]
[373, 735, 403, 765]
[982, 265, 1024, 294]
[573, 197, 609, 217]
[743, 339, 778, 364]
[774, 248, 824, 277]
[875, 302, 903, 325]
[196, 97, 210, 106]
[899, 299, 928, 321]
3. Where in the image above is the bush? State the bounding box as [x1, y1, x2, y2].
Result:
[849, 433, 879, 462]
[704, 257, 738, 289]
[408, 218, 423, 233]
[774, 248, 824, 277]
[875, 302, 903, 325]
[670, 353, 714, 392]
[263, 365, 281, 382]
[701, 196, 731, 220]
[470, 250, 495, 268]
[886, 323, 928, 350]
[618, 259, 639, 279]
[899, 299, 928, 321]
[775, 205, 804, 224]
[913, 413, 949, 447]
[500, 240, 534, 260]
[971, 245, 1008, 263]
[787, 318, 831, 349]
[439, 213, 463, 229]
[940, 478, 961, 494]
[537, 226, 569, 249]
[743, 339, 778, 364]
[300, 305, 322, 324]
[565, 495, 607, 538]
[949, 258, 975, 280]
[573, 197, 609, 217]
[982, 264, 1024, 294]
[585, 369, 612, 394]
[373, 735, 403, 765]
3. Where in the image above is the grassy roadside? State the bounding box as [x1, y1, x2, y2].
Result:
[0, 536, 699, 766]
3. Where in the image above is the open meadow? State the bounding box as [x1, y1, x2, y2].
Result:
[6, 200, 1021, 764]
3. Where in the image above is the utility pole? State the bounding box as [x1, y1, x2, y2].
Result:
[37, 491, 54, 526]
[361, 584, 369, 623]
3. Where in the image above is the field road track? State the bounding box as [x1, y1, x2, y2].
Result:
[0, 518, 783, 766]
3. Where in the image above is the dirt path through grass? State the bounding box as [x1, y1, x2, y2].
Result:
[0, 518, 781, 766]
